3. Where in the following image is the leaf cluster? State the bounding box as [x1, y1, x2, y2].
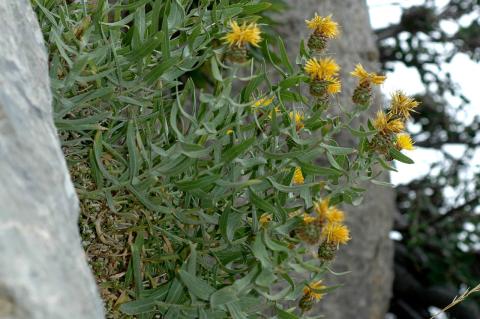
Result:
[33, 0, 396, 318]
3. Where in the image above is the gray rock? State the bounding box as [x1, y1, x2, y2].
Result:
[0, 1, 104, 318]
[276, 1, 395, 318]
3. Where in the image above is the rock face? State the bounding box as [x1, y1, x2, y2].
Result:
[277, 1, 395, 318]
[0, 1, 104, 318]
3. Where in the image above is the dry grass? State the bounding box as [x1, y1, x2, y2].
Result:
[430, 283, 480, 319]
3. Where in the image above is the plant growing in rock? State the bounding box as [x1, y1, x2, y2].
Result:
[33, 0, 418, 317]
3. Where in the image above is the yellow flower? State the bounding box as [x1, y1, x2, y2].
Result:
[292, 167, 304, 185]
[304, 57, 340, 80]
[252, 96, 274, 109]
[303, 280, 326, 301]
[322, 222, 350, 245]
[390, 91, 420, 119]
[289, 111, 305, 130]
[259, 214, 272, 227]
[326, 76, 341, 94]
[396, 133, 415, 150]
[373, 110, 388, 131]
[350, 64, 386, 85]
[222, 21, 262, 47]
[226, 129, 234, 135]
[305, 14, 339, 39]
[388, 119, 405, 134]
[373, 110, 404, 135]
[314, 198, 329, 218]
[303, 214, 317, 224]
[266, 106, 281, 120]
[326, 207, 345, 223]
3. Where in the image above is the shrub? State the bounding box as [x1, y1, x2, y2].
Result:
[33, 0, 417, 317]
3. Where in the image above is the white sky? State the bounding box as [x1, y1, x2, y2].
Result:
[367, 0, 480, 185]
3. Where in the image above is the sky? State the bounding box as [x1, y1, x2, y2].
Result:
[367, 0, 480, 186]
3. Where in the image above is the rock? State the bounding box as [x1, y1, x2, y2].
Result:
[0, 1, 104, 318]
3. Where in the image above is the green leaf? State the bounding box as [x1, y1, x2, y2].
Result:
[127, 120, 139, 180]
[249, 190, 275, 213]
[263, 149, 305, 160]
[54, 112, 110, 130]
[278, 75, 308, 89]
[321, 143, 356, 155]
[267, 177, 318, 193]
[210, 286, 239, 308]
[126, 32, 164, 62]
[348, 126, 376, 137]
[326, 152, 345, 172]
[167, 0, 185, 29]
[252, 235, 270, 268]
[226, 302, 249, 319]
[180, 142, 212, 158]
[154, 155, 194, 176]
[210, 56, 223, 82]
[255, 267, 276, 287]
[296, 160, 342, 177]
[232, 267, 258, 291]
[176, 174, 221, 191]
[389, 148, 414, 164]
[119, 285, 169, 315]
[165, 278, 186, 304]
[150, 0, 162, 33]
[377, 156, 398, 171]
[276, 308, 300, 319]
[187, 243, 198, 275]
[219, 206, 243, 242]
[178, 270, 215, 301]
[277, 37, 294, 74]
[249, 190, 286, 223]
[242, 74, 265, 102]
[221, 137, 255, 163]
[242, 2, 272, 15]
[263, 230, 289, 252]
[143, 56, 178, 84]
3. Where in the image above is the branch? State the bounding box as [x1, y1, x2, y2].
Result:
[430, 197, 480, 225]
[375, 24, 403, 41]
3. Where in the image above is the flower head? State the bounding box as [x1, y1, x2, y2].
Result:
[305, 57, 340, 80]
[292, 166, 305, 185]
[303, 214, 317, 224]
[226, 129, 234, 135]
[390, 91, 420, 119]
[259, 214, 272, 227]
[252, 96, 274, 109]
[373, 110, 404, 135]
[326, 207, 345, 223]
[326, 76, 341, 94]
[314, 198, 330, 218]
[322, 222, 350, 245]
[223, 21, 262, 47]
[305, 14, 339, 39]
[396, 133, 415, 150]
[267, 106, 281, 120]
[351, 64, 386, 85]
[289, 111, 305, 131]
[373, 110, 388, 131]
[387, 119, 404, 134]
[303, 280, 327, 301]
